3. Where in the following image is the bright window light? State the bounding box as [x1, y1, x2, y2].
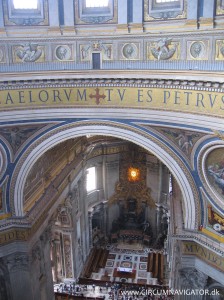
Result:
[169, 174, 172, 194]
[156, 0, 177, 2]
[86, 167, 96, 192]
[86, 0, 109, 8]
[13, 0, 38, 9]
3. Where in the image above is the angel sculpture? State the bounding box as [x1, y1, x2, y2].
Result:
[16, 43, 42, 62]
[151, 38, 177, 60]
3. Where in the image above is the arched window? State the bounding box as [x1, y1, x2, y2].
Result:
[155, 0, 177, 2]
[77, 0, 116, 24]
[85, 0, 109, 8]
[144, 0, 184, 21]
[3, 0, 49, 26]
[86, 167, 96, 192]
[13, 0, 38, 9]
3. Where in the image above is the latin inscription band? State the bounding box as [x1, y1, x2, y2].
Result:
[0, 87, 224, 116]
[182, 241, 224, 272]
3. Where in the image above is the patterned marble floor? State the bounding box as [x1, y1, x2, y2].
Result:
[91, 243, 166, 285]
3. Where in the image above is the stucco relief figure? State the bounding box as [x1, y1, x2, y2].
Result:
[216, 40, 224, 59]
[0, 48, 3, 62]
[80, 45, 90, 61]
[174, 131, 194, 155]
[103, 44, 112, 60]
[16, 43, 42, 62]
[151, 38, 176, 60]
[190, 42, 204, 59]
[0, 127, 29, 153]
[55, 45, 71, 61]
[162, 129, 200, 157]
[122, 43, 138, 59]
[220, 43, 224, 57]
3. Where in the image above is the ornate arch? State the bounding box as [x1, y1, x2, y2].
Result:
[11, 120, 199, 230]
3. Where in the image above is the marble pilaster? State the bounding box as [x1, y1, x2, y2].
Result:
[88, 210, 93, 248]
[178, 267, 208, 300]
[7, 253, 33, 300]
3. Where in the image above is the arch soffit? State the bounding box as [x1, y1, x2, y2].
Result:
[12, 121, 198, 230]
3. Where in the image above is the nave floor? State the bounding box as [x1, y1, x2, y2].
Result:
[55, 243, 171, 300]
[89, 243, 167, 286]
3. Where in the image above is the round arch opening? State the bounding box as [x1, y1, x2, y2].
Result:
[13, 123, 196, 230]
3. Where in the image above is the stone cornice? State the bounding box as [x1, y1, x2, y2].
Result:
[1, 28, 224, 41]
[0, 76, 224, 89]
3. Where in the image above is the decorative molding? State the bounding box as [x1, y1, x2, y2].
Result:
[0, 146, 8, 182]
[1, 77, 224, 92]
[0, 31, 224, 65]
